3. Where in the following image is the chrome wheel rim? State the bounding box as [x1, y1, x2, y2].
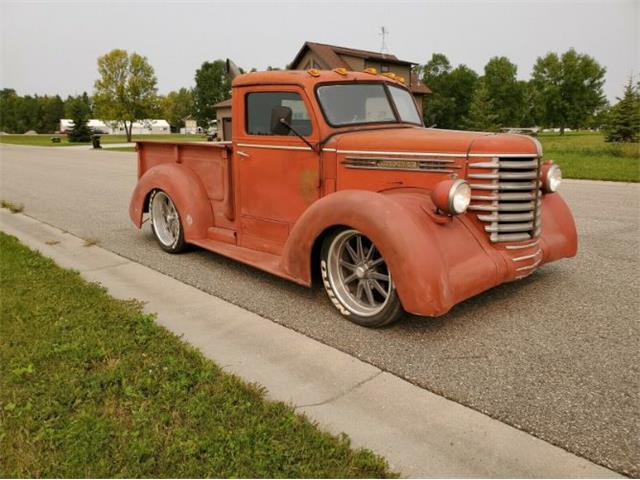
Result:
[151, 191, 180, 247]
[327, 230, 392, 317]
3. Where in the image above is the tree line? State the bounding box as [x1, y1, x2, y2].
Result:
[0, 90, 92, 134]
[1, 48, 638, 143]
[420, 49, 611, 134]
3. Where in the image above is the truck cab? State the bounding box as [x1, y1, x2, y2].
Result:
[130, 68, 577, 327]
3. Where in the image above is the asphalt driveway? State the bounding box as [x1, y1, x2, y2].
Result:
[1, 144, 638, 476]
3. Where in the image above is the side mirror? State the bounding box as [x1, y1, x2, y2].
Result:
[270, 106, 292, 135]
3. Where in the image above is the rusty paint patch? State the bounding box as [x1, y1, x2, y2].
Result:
[299, 169, 317, 204]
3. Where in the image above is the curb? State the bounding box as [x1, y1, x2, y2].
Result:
[0, 209, 621, 478]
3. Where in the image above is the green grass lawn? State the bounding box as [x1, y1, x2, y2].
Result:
[3, 131, 637, 182]
[0, 232, 394, 478]
[0, 133, 208, 147]
[538, 131, 639, 182]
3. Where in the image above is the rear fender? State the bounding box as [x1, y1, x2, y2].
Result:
[283, 189, 474, 316]
[129, 163, 213, 241]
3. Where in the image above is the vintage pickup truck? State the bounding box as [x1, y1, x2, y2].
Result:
[130, 65, 577, 327]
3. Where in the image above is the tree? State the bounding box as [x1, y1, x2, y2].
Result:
[482, 56, 526, 127]
[161, 88, 195, 132]
[193, 60, 231, 128]
[65, 96, 92, 142]
[93, 49, 159, 142]
[530, 49, 606, 134]
[603, 78, 640, 142]
[39, 95, 65, 133]
[420, 54, 479, 129]
[462, 79, 500, 132]
[421, 53, 452, 127]
[14, 95, 40, 133]
[0, 89, 18, 132]
[445, 65, 479, 128]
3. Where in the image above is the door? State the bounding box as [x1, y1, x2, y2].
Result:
[235, 89, 319, 255]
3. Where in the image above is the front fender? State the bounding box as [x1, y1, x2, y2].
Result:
[283, 189, 498, 316]
[539, 192, 578, 263]
[129, 163, 213, 241]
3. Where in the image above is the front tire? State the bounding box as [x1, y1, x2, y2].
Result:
[149, 190, 186, 253]
[321, 229, 403, 327]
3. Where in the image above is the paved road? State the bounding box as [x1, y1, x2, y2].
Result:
[1, 144, 638, 476]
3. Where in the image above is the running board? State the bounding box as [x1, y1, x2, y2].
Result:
[189, 237, 304, 285]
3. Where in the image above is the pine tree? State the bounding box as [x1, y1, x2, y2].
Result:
[66, 97, 92, 142]
[604, 79, 640, 143]
[462, 81, 500, 132]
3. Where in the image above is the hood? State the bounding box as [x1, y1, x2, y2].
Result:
[330, 126, 541, 157]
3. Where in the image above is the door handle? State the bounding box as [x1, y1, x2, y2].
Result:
[237, 150, 250, 158]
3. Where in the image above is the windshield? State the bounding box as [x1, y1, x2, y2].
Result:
[388, 85, 422, 124]
[316, 83, 421, 127]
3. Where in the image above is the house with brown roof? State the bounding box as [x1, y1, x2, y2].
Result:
[288, 41, 430, 111]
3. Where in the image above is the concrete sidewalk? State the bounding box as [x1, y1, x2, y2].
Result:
[0, 209, 621, 478]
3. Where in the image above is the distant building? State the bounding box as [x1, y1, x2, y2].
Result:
[212, 99, 232, 141]
[182, 116, 199, 134]
[288, 41, 430, 111]
[59, 119, 171, 135]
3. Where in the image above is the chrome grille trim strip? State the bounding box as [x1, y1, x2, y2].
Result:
[470, 184, 499, 190]
[499, 159, 539, 169]
[337, 149, 465, 157]
[496, 181, 539, 190]
[512, 249, 542, 262]
[469, 161, 500, 169]
[505, 240, 540, 250]
[468, 201, 541, 213]
[468, 153, 540, 158]
[499, 192, 536, 201]
[471, 195, 498, 201]
[469, 160, 538, 169]
[499, 171, 538, 180]
[477, 212, 535, 223]
[468, 205, 498, 212]
[343, 165, 455, 173]
[516, 258, 543, 271]
[341, 156, 458, 173]
[469, 173, 499, 180]
[485, 222, 534, 233]
[494, 232, 532, 242]
[345, 156, 457, 164]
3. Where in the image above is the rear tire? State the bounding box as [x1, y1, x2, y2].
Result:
[149, 189, 186, 253]
[321, 229, 403, 327]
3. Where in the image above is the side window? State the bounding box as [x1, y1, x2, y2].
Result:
[246, 92, 312, 136]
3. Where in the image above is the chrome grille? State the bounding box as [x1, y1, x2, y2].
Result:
[468, 156, 542, 243]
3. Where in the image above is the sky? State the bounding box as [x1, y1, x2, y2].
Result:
[1, 0, 638, 102]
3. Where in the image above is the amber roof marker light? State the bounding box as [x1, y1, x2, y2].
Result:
[333, 67, 348, 76]
[363, 67, 378, 75]
[307, 69, 321, 77]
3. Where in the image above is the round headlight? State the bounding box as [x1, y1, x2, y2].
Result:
[449, 179, 471, 214]
[542, 162, 562, 193]
[431, 179, 471, 215]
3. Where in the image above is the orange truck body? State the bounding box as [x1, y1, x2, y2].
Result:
[130, 69, 577, 317]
